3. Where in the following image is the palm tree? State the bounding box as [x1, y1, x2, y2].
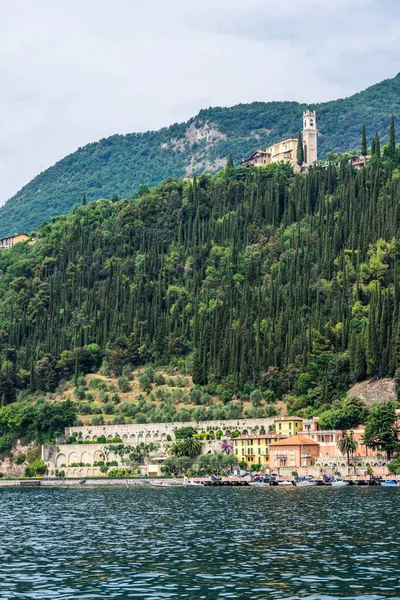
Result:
[169, 437, 203, 458]
[337, 431, 358, 466]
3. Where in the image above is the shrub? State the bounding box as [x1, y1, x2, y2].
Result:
[74, 387, 86, 401]
[89, 378, 107, 390]
[112, 415, 126, 425]
[91, 415, 104, 426]
[111, 393, 121, 404]
[97, 435, 107, 443]
[118, 376, 131, 393]
[138, 372, 151, 391]
[135, 413, 147, 424]
[15, 453, 26, 465]
[122, 365, 133, 380]
[79, 403, 93, 415]
[77, 376, 87, 388]
[103, 402, 116, 415]
[154, 373, 166, 386]
[98, 390, 109, 403]
[25, 459, 47, 477]
[250, 389, 263, 407]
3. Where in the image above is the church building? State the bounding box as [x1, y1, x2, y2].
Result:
[241, 110, 318, 172]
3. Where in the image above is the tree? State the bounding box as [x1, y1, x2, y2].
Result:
[361, 123, 367, 156]
[225, 154, 234, 172]
[296, 132, 304, 166]
[387, 457, 400, 475]
[337, 430, 358, 466]
[81, 194, 87, 206]
[363, 401, 400, 460]
[318, 396, 368, 431]
[388, 114, 396, 157]
[374, 131, 381, 157]
[169, 437, 202, 458]
[174, 426, 197, 440]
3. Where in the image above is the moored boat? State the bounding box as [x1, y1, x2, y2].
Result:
[330, 478, 349, 487]
[380, 480, 399, 486]
[277, 480, 294, 486]
[151, 482, 172, 487]
[294, 477, 317, 487]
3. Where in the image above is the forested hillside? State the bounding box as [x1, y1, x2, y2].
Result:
[1, 73, 400, 237]
[1, 128, 400, 435]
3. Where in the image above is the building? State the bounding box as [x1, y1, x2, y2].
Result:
[273, 417, 304, 437]
[234, 433, 285, 469]
[0, 233, 29, 249]
[241, 110, 318, 171]
[349, 155, 369, 170]
[270, 434, 320, 469]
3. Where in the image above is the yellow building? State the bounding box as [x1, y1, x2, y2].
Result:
[0, 233, 29, 249]
[273, 417, 304, 437]
[234, 434, 286, 469]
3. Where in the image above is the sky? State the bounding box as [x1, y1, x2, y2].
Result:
[1, 0, 400, 206]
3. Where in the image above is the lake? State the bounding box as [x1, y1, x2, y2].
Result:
[0, 486, 399, 599]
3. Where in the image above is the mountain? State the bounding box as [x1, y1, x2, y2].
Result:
[1, 74, 400, 238]
[1, 145, 400, 424]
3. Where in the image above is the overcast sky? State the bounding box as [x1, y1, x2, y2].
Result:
[1, 0, 400, 206]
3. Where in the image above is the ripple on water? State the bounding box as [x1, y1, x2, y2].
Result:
[0, 487, 399, 599]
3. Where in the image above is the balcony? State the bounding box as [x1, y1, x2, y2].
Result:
[301, 453, 311, 458]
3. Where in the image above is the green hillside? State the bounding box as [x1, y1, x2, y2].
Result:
[1, 74, 400, 237]
[1, 131, 400, 427]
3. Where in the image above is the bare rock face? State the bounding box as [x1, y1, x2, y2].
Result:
[348, 378, 396, 405]
[0, 441, 35, 478]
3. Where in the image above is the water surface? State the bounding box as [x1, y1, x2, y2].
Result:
[0, 486, 399, 599]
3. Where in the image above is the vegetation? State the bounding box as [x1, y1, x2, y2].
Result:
[363, 401, 400, 460]
[336, 431, 358, 466]
[2, 117, 400, 446]
[1, 73, 400, 236]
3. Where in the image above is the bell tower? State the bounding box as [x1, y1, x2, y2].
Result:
[302, 110, 317, 166]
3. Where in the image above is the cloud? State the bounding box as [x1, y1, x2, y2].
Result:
[0, 0, 399, 206]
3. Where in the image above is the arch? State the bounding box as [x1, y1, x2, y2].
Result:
[161, 433, 166, 441]
[81, 451, 92, 465]
[79, 468, 85, 476]
[137, 434, 144, 442]
[241, 430, 248, 436]
[92, 435, 97, 441]
[153, 433, 159, 441]
[122, 434, 129, 443]
[85, 435, 91, 441]
[93, 450, 103, 462]
[145, 433, 151, 443]
[107, 451, 117, 462]
[224, 430, 231, 437]
[56, 453, 67, 467]
[107, 434, 113, 440]
[130, 434, 137, 445]
[68, 452, 79, 466]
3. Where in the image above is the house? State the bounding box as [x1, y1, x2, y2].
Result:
[234, 433, 286, 469]
[241, 110, 318, 171]
[269, 434, 320, 469]
[0, 233, 29, 249]
[273, 417, 304, 437]
[350, 155, 369, 170]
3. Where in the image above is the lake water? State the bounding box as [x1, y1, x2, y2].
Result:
[0, 486, 399, 599]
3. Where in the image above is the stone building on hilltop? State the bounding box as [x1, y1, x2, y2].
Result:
[241, 110, 318, 172]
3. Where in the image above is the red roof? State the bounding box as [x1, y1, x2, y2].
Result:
[270, 434, 319, 446]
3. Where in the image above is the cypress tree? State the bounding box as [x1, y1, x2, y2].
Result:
[81, 194, 87, 206]
[375, 132, 381, 158]
[371, 135, 376, 156]
[296, 132, 304, 166]
[388, 114, 396, 157]
[361, 123, 367, 156]
[225, 154, 234, 172]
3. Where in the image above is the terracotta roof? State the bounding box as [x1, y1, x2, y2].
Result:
[270, 434, 319, 446]
[235, 434, 287, 441]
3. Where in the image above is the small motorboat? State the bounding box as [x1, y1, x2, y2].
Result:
[249, 480, 270, 487]
[277, 480, 294, 486]
[380, 479, 398, 486]
[183, 481, 203, 487]
[294, 477, 317, 487]
[151, 482, 172, 487]
[330, 478, 350, 487]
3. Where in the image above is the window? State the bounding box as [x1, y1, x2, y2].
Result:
[258, 448, 261, 455]
[278, 423, 282, 430]
[235, 449, 238, 455]
[289, 423, 292, 429]
[258, 439, 261, 445]
[290, 448, 294, 456]
[290, 460, 295, 467]
[310, 120, 314, 127]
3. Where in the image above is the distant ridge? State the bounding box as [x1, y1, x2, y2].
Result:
[1, 73, 400, 237]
